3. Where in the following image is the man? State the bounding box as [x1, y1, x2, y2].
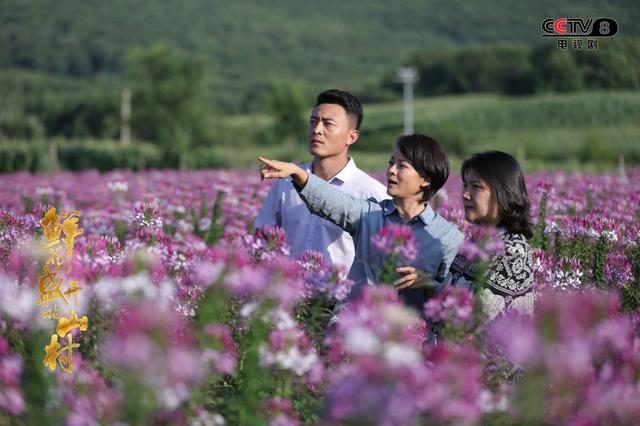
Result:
[255, 89, 388, 273]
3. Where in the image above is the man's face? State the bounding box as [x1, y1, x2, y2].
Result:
[307, 103, 359, 159]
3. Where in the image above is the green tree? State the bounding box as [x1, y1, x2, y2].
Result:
[127, 43, 208, 168]
[265, 80, 309, 150]
[531, 45, 583, 93]
[575, 37, 640, 90]
[41, 95, 119, 139]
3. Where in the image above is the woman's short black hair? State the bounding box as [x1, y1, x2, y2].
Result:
[461, 150, 533, 239]
[396, 134, 450, 202]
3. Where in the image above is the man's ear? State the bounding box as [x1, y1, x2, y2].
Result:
[420, 178, 431, 189]
[346, 129, 359, 146]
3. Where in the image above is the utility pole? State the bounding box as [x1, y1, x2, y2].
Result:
[120, 87, 131, 145]
[396, 67, 418, 135]
[619, 152, 628, 184]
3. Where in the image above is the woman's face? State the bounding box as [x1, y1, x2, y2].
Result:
[386, 148, 429, 202]
[462, 169, 501, 226]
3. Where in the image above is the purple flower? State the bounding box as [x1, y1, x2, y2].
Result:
[128, 201, 164, 239]
[424, 285, 475, 328]
[258, 326, 321, 377]
[303, 265, 354, 302]
[418, 343, 485, 426]
[0, 337, 24, 416]
[533, 249, 585, 290]
[561, 213, 617, 241]
[57, 355, 121, 424]
[202, 324, 238, 376]
[487, 288, 640, 425]
[102, 301, 204, 410]
[298, 250, 325, 273]
[457, 224, 505, 263]
[370, 223, 418, 265]
[242, 225, 290, 262]
[604, 251, 634, 288]
[261, 397, 300, 426]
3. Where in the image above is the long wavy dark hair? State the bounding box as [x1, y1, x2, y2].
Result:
[461, 151, 533, 239]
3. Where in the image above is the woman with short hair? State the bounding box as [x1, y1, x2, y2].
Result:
[259, 134, 463, 311]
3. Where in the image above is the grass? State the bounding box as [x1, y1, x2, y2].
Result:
[237, 90, 640, 170]
[3, 91, 638, 172]
[365, 91, 640, 132]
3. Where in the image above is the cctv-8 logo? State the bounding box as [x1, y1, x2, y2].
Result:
[591, 18, 618, 37]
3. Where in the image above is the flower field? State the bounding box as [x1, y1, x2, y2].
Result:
[1, 167, 639, 425]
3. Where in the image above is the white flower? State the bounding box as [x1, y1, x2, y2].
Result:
[106, 181, 129, 193]
[35, 186, 55, 196]
[92, 272, 176, 309]
[240, 301, 259, 318]
[265, 309, 297, 330]
[276, 347, 318, 376]
[191, 410, 226, 426]
[156, 384, 190, 410]
[383, 342, 422, 368]
[0, 276, 38, 321]
[199, 217, 212, 232]
[194, 262, 225, 288]
[259, 344, 319, 376]
[177, 219, 194, 234]
[343, 326, 380, 355]
[479, 389, 510, 413]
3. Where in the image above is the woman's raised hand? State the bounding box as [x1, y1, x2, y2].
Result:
[258, 157, 309, 187]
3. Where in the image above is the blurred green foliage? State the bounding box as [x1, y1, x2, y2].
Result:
[264, 80, 310, 149]
[1, 0, 638, 112]
[390, 37, 640, 97]
[1, 1, 639, 171]
[127, 43, 210, 168]
[2, 91, 638, 172]
[0, 140, 162, 173]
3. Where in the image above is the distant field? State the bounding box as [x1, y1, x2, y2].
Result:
[365, 91, 640, 132]
[218, 91, 640, 171]
[2, 91, 638, 173]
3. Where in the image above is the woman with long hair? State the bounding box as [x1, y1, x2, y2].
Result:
[448, 150, 534, 320]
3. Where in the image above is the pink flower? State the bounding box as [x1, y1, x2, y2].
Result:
[102, 301, 204, 409]
[487, 288, 640, 425]
[457, 224, 505, 263]
[128, 201, 164, 240]
[57, 355, 121, 424]
[258, 326, 321, 377]
[202, 324, 238, 375]
[424, 285, 475, 329]
[242, 225, 290, 261]
[262, 397, 300, 426]
[298, 250, 325, 273]
[370, 223, 418, 264]
[0, 338, 24, 416]
[303, 265, 354, 302]
[604, 251, 633, 288]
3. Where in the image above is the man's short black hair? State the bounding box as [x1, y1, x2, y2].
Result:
[396, 134, 450, 202]
[315, 89, 363, 130]
[462, 151, 533, 238]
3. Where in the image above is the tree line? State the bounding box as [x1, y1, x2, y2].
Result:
[1, 38, 639, 171]
[384, 37, 640, 96]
